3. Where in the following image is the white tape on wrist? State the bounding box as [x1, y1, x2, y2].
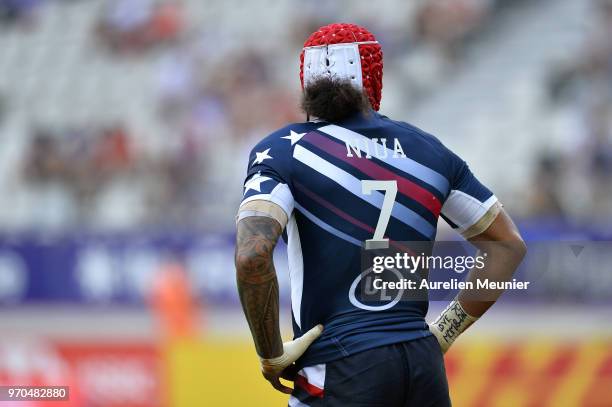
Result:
[259, 325, 323, 370]
[430, 299, 478, 353]
[260, 353, 291, 369]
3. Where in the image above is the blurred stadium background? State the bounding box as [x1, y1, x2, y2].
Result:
[0, 0, 611, 406]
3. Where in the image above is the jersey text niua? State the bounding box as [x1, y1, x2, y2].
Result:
[239, 111, 498, 368]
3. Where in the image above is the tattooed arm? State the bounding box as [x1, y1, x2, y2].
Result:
[235, 210, 323, 394]
[235, 216, 284, 359]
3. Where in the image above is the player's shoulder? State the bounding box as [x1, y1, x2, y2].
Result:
[377, 113, 447, 151]
[250, 121, 320, 153]
[246, 121, 321, 177]
[375, 113, 460, 177]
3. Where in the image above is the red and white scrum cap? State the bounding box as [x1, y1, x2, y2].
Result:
[300, 23, 383, 111]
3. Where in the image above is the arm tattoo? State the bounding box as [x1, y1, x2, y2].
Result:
[235, 216, 284, 359]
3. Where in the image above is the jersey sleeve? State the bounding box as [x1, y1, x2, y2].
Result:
[238, 142, 295, 224]
[440, 151, 500, 238]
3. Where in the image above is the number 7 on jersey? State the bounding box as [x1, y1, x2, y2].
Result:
[361, 180, 398, 250]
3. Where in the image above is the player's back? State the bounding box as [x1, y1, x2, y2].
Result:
[241, 110, 496, 367]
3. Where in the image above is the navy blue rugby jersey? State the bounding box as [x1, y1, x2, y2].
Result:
[239, 111, 497, 367]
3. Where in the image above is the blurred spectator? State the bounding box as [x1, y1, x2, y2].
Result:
[93, 125, 133, 174]
[20, 123, 198, 229]
[396, 0, 494, 104]
[1, 0, 609, 231]
[415, 0, 490, 57]
[537, 0, 612, 220]
[0, 0, 41, 27]
[96, 0, 184, 54]
[23, 130, 65, 182]
[528, 154, 566, 218]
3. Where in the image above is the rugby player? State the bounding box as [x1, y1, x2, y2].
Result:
[235, 23, 526, 406]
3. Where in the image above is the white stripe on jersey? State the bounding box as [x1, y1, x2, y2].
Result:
[294, 203, 362, 247]
[287, 214, 304, 329]
[299, 364, 326, 390]
[241, 182, 294, 219]
[293, 144, 435, 238]
[318, 124, 449, 194]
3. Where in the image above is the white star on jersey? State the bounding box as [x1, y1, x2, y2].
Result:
[282, 130, 306, 146]
[244, 173, 272, 194]
[252, 148, 272, 166]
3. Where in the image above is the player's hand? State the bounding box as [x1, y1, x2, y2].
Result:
[260, 324, 324, 394]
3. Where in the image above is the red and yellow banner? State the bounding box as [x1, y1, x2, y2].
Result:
[446, 339, 612, 407]
[166, 338, 612, 407]
[1, 337, 610, 406]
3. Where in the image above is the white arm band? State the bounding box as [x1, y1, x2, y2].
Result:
[236, 200, 289, 229]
